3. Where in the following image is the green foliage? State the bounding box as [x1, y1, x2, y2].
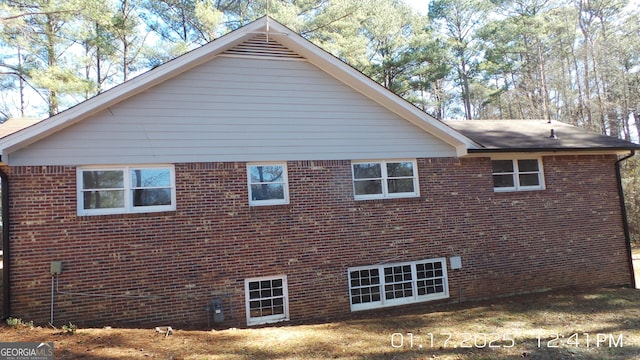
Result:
[62, 322, 78, 335]
[6, 317, 34, 328]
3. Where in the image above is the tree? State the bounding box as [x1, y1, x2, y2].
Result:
[476, 0, 556, 121]
[140, 0, 224, 47]
[358, 0, 418, 96]
[429, 0, 493, 119]
[1, 0, 98, 116]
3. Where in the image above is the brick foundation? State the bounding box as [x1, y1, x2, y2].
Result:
[5, 155, 631, 327]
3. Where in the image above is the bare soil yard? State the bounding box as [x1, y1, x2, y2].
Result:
[1, 286, 639, 359]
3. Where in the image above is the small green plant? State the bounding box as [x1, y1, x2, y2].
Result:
[62, 322, 77, 335]
[6, 317, 20, 327]
[6, 317, 33, 328]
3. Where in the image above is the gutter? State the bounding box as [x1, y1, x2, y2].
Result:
[0, 166, 9, 320]
[467, 146, 640, 153]
[615, 150, 636, 288]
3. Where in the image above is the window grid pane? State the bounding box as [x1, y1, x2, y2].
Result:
[132, 188, 172, 207]
[517, 159, 539, 172]
[387, 178, 415, 193]
[492, 160, 514, 173]
[83, 170, 124, 189]
[250, 184, 285, 201]
[493, 174, 515, 188]
[416, 261, 446, 296]
[131, 168, 171, 188]
[386, 162, 414, 177]
[249, 165, 285, 183]
[519, 173, 541, 187]
[353, 163, 382, 179]
[83, 190, 125, 209]
[247, 279, 286, 318]
[383, 265, 413, 300]
[349, 269, 381, 304]
[354, 180, 383, 195]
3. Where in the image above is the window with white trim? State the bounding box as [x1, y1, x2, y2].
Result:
[348, 258, 448, 311]
[245, 275, 289, 326]
[78, 166, 176, 215]
[491, 158, 544, 192]
[247, 163, 289, 206]
[352, 160, 419, 200]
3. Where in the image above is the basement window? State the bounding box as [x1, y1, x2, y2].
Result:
[348, 258, 448, 311]
[77, 165, 176, 215]
[245, 275, 289, 326]
[491, 158, 544, 192]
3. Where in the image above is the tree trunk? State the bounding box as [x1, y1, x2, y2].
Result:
[45, 14, 59, 117]
[460, 56, 472, 120]
[17, 47, 25, 117]
[536, 38, 550, 121]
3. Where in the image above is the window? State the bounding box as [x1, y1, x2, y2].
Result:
[352, 160, 419, 200]
[491, 158, 544, 192]
[78, 166, 175, 215]
[348, 258, 448, 311]
[247, 163, 289, 206]
[245, 275, 289, 326]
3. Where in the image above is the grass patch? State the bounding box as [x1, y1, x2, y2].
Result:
[1, 287, 639, 359]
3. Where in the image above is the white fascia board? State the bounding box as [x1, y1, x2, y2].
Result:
[0, 19, 269, 158]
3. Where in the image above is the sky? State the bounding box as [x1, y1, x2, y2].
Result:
[405, 0, 430, 15]
[404, 0, 640, 15]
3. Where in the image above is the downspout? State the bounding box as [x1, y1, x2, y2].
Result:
[615, 150, 636, 288]
[0, 165, 9, 320]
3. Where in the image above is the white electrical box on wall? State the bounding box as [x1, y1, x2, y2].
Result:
[450, 256, 462, 270]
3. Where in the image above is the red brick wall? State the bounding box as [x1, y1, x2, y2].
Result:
[5, 155, 631, 327]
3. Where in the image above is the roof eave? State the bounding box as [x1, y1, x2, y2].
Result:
[465, 147, 639, 155]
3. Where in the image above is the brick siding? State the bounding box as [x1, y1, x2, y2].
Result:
[4, 155, 631, 327]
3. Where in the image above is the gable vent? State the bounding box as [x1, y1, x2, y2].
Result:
[223, 33, 304, 59]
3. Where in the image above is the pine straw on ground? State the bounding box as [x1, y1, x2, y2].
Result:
[1, 286, 639, 359]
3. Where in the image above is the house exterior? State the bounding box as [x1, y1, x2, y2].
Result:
[0, 17, 638, 328]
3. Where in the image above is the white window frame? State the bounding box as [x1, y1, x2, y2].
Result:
[244, 275, 289, 326]
[247, 162, 290, 206]
[77, 165, 176, 216]
[491, 157, 545, 192]
[348, 258, 449, 312]
[351, 159, 420, 200]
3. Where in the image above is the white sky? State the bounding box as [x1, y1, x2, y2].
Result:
[405, 0, 430, 15]
[404, 0, 640, 15]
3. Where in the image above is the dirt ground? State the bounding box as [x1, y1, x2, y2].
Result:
[1, 286, 639, 360]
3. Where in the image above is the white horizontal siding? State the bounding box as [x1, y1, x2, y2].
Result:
[9, 56, 456, 166]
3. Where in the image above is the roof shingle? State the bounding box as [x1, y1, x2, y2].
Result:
[444, 119, 640, 152]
